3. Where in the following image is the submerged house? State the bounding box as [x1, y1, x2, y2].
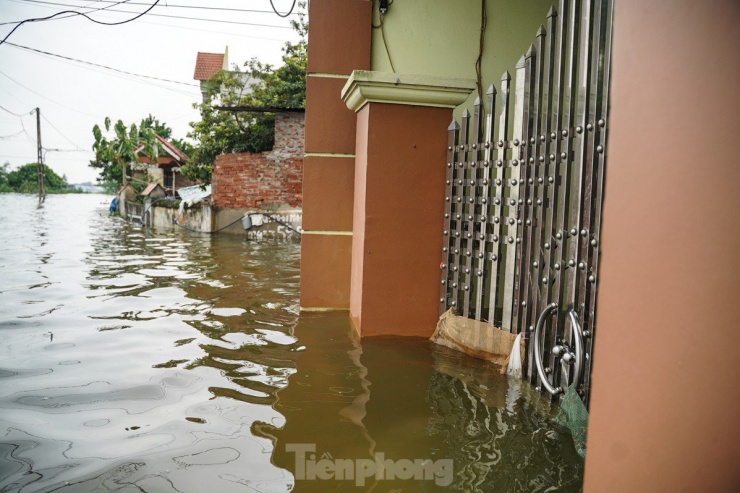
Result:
[301, 0, 738, 491]
[133, 135, 195, 197]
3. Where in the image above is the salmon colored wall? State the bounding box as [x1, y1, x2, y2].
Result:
[301, 155, 355, 232]
[306, 0, 372, 75]
[350, 103, 452, 337]
[583, 1, 740, 491]
[349, 107, 369, 325]
[300, 0, 372, 310]
[300, 234, 354, 309]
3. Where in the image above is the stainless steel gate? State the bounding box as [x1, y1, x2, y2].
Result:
[439, 0, 613, 404]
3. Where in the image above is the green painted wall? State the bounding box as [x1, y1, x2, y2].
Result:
[370, 0, 554, 115]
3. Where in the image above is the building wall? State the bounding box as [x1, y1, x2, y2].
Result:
[211, 112, 304, 209]
[583, 1, 740, 491]
[211, 153, 302, 209]
[370, 0, 552, 115]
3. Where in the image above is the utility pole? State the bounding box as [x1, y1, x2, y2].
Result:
[36, 107, 45, 203]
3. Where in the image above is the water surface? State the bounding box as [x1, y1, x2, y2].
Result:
[0, 194, 582, 492]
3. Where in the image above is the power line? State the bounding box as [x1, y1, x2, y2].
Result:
[1, 0, 162, 46]
[5, 0, 293, 29]
[0, 68, 105, 117]
[40, 113, 85, 150]
[12, 0, 300, 17]
[1, 0, 131, 25]
[0, 103, 34, 117]
[0, 129, 26, 139]
[269, 0, 297, 18]
[3, 41, 291, 102]
[7, 42, 201, 89]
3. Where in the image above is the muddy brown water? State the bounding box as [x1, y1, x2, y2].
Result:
[0, 194, 583, 492]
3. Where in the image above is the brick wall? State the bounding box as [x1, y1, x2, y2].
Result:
[212, 112, 304, 209]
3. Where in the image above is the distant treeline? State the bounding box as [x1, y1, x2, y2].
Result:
[0, 162, 80, 194]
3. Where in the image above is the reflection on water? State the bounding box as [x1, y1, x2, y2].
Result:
[0, 194, 582, 492]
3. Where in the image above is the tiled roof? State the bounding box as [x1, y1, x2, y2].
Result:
[134, 135, 189, 164]
[194, 52, 225, 81]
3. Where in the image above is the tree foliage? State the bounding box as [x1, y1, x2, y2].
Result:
[90, 117, 159, 190]
[182, 6, 307, 184]
[90, 115, 194, 190]
[0, 162, 71, 193]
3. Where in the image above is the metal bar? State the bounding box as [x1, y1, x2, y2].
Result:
[582, 0, 614, 402]
[575, 0, 601, 332]
[550, 0, 580, 387]
[487, 71, 511, 327]
[515, 48, 536, 379]
[540, 4, 566, 386]
[525, 25, 547, 380]
[439, 119, 460, 315]
[463, 98, 483, 317]
[511, 51, 534, 334]
[475, 85, 497, 321]
[562, 0, 593, 388]
[450, 110, 471, 312]
[501, 58, 527, 331]
[536, 13, 558, 389]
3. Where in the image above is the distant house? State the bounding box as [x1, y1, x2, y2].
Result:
[194, 50, 228, 102]
[193, 47, 261, 102]
[133, 135, 196, 197]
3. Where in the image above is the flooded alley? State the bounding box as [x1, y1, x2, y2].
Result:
[0, 194, 582, 492]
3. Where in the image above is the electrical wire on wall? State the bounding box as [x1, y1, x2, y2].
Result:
[372, 0, 396, 73]
[475, 0, 488, 101]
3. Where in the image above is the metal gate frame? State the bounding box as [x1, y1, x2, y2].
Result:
[439, 0, 613, 404]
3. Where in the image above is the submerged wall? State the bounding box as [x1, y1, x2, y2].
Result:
[583, 1, 740, 491]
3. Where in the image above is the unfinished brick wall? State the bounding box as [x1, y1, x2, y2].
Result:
[212, 112, 304, 209]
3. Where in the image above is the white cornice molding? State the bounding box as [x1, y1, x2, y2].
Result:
[341, 71, 476, 113]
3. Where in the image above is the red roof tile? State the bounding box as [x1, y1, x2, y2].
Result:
[194, 52, 225, 81]
[134, 135, 189, 164]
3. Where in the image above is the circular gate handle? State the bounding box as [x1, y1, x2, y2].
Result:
[566, 308, 585, 392]
[534, 302, 560, 395]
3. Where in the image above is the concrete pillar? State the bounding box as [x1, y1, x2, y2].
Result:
[342, 72, 475, 337]
[583, 1, 740, 490]
[300, 0, 372, 311]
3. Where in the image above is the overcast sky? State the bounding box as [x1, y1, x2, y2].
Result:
[0, 0, 303, 183]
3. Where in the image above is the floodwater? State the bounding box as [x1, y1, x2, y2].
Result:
[0, 193, 583, 492]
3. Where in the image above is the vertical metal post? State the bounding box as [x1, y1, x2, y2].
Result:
[522, 26, 547, 382]
[501, 59, 527, 331]
[538, 6, 564, 386]
[581, 0, 614, 400]
[439, 120, 460, 315]
[550, 0, 580, 384]
[515, 45, 537, 345]
[475, 86, 496, 321]
[487, 72, 511, 327]
[450, 110, 471, 312]
[561, 0, 593, 390]
[36, 107, 45, 203]
[513, 48, 536, 379]
[463, 98, 483, 317]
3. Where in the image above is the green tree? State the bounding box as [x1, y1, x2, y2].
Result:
[0, 162, 70, 193]
[183, 5, 307, 184]
[90, 117, 159, 189]
[140, 114, 172, 139]
[0, 162, 10, 192]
